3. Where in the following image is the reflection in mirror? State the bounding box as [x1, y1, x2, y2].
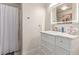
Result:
[51, 3, 77, 24]
[56, 3, 72, 22]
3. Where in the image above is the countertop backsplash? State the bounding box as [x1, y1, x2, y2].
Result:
[52, 23, 79, 35]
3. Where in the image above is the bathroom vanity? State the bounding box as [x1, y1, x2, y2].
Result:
[41, 31, 79, 55]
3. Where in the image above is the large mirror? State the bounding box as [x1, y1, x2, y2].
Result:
[56, 3, 72, 22]
[50, 3, 77, 24]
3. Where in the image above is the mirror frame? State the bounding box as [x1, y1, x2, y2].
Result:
[50, 3, 79, 24]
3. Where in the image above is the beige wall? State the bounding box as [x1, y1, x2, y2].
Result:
[22, 3, 46, 54]
[45, 4, 51, 31]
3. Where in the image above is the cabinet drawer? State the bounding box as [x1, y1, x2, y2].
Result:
[41, 33, 47, 38]
[56, 46, 70, 55]
[41, 40, 55, 49]
[41, 45, 55, 55]
[41, 40, 55, 55]
[41, 33, 55, 45]
[56, 36, 71, 51]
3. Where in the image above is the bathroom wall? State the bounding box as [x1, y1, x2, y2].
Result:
[45, 4, 51, 31]
[52, 23, 79, 35]
[22, 3, 46, 54]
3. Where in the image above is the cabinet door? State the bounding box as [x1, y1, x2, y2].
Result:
[41, 33, 55, 45]
[56, 46, 70, 55]
[41, 40, 55, 55]
[56, 36, 71, 51]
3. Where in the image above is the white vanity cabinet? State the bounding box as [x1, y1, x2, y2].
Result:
[41, 33, 56, 55]
[41, 31, 79, 55]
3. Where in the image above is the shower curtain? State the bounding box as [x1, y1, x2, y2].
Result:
[0, 4, 19, 55]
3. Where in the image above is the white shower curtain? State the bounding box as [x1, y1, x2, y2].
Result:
[0, 4, 19, 55]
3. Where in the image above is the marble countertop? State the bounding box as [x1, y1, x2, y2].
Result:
[41, 31, 79, 39]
